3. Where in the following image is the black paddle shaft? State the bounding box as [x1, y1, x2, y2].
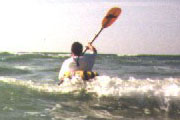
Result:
[82, 27, 104, 55]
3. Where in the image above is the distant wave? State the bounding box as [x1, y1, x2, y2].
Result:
[0, 52, 71, 62]
[1, 52, 180, 59]
[0, 66, 30, 75]
[117, 54, 180, 57]
[113, 54, 180, 67]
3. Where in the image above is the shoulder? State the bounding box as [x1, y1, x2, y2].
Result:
[84, 53, 97, 58]
[62, 57, 74, 64]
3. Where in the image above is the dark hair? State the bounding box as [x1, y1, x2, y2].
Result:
[71, 42, 83, 56]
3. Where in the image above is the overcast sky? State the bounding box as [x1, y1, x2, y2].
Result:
[0, 0, 179, 54]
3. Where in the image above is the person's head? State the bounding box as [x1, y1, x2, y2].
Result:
[71, 42, 83, 56]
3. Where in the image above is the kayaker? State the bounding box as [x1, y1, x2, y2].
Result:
[58, 42, 97, 85]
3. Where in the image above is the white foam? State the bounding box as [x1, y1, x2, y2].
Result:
[0, 76, 180, 97]
[57, 53, 70, 57]
[14, 66, 31, 70]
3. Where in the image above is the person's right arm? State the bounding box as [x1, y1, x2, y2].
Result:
[86, 43, 97, 54]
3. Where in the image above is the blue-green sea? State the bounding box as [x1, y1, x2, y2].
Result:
[0, 52, 180, 120]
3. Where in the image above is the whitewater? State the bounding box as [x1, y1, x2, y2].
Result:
[0, 52, 180, 120]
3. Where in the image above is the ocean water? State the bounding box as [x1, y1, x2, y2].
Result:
[0, 52, 180, 120]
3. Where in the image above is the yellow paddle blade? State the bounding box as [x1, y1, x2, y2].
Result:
[102, 7, 121, 28]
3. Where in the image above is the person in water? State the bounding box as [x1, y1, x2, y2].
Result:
[58, 42, 97, 85]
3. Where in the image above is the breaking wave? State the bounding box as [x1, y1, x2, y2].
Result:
[0, 76, 180, 97]
[1, 76, 180, 118]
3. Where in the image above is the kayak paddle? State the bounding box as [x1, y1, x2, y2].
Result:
[82, 7, 122, 55]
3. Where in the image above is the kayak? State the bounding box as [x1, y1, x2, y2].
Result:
[63, 71, 98, 80]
